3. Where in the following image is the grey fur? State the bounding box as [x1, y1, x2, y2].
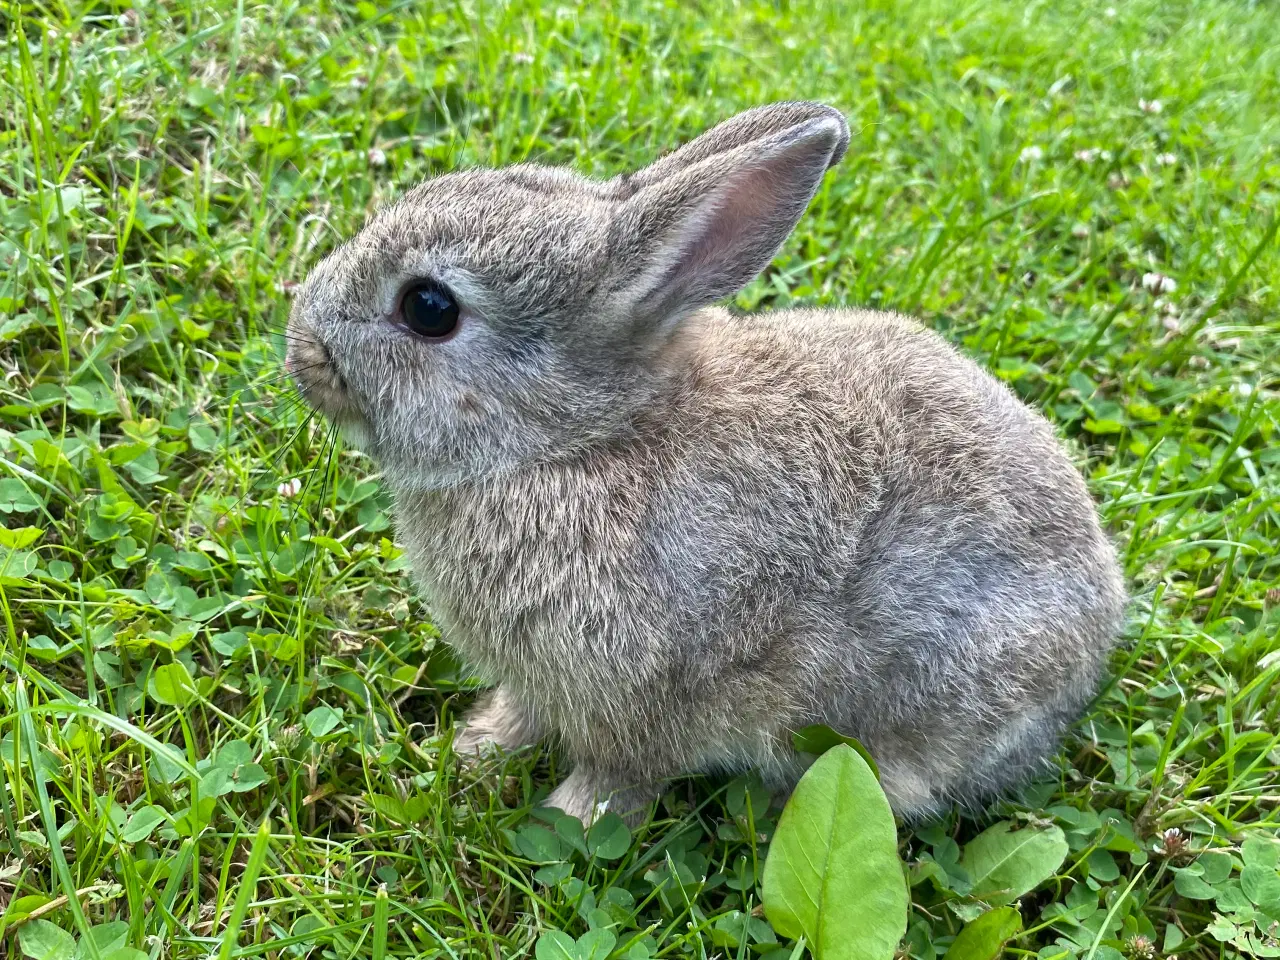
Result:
[286, 101, 1126, 825]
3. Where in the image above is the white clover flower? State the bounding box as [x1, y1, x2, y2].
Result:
[277, 477, 302, 498]
[1071, 223, 1090, 238]
[367, 147, 387, 167]
[1018, 145, 1044, 163]
[1156, 152, 1178, 166]
[1074, 148, 1113, 163]
[1142, 272, 1177, 294]
[1139, 99, 1163, 114]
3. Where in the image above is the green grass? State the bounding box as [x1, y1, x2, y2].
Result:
[2, 0, 1279, 957]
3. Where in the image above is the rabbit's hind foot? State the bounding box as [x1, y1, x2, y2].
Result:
[544, 767, 660, 828]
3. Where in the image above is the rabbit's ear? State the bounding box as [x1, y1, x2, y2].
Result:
[608, 110, 847, 333]
[616, 102, 850, 191]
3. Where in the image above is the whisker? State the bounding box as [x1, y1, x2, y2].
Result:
[295, 421, 337, 507]
[298, 422, 342, 621]
[263, 396, 313, 426]
[201, 407, 324, 535]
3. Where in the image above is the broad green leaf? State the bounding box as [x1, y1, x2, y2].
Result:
[1200, 852, 1234, 885]
[577, 929, 616, 960]
[0, 526, 43, 549]
[1086, 849, 1120, 882]
[1207, 916, 1240, 942]
[942, 906, 1023, 960]
[587, 813, 631, 860]
[211, 631, 248, 658]
[186, 596, 226, 622]
[73, 921, 129, 960]
[1241, 864, 1280, 906]
[199, 767, 233, 799]
[0, 478, 42, 513]
[151, 748, 186, 784]
[121, 805, 167, 843]
[211, 740, 268, 790]
[533, 862, 573, 886]
[367, 793, 410, 824]
[1213, 877, 1247, 913]
[791, 725, 880, 779]
[46, 560, 74, 581]
[269, 541, 311, 577]
[762, 744, 907, 959]
[4, 894, 53, 925]
[511, 825, 570, 864]
[726, 775, 772, 819]
[309, 535, 350, 560]
[18, 920, 76, 960]
[254, 632, 299, 661]
[959, 821, 1068, 904]
[66, 384, 119, 417]
[534, 930, 578, 960]
[215, 740, 253, 768]
[229, 762, 268, 792]
[403, 794, 430, 821]
[711, 910, 776, 949]
[32, 439, 73, 472]
[149, 662, 196, 706]
[1243, 837, 1280, 869]
[0, 549, 38, 584]
[554, 814, 589, 857]
[188, 423, 218, 451]
[304, 705, 343, 737]
[1174, 868, 1218, 900]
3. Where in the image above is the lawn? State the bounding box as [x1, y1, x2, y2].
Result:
[2, 0, 1279, 957]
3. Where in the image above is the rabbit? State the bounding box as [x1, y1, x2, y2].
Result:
[285, 101, 1127, 826]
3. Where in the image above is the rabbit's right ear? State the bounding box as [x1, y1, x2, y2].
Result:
[617, 102, 850, 190]
[607, 104, 848, 336]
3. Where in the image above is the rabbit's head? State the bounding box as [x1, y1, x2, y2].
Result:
[287, 102, 849, 488]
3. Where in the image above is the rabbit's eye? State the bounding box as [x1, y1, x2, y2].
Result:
[400, 282, 459, 339]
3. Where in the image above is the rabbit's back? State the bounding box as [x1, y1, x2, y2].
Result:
[651, 307, 1125, 807]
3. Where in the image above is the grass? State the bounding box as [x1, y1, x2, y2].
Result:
[2, 0, 1279, 957]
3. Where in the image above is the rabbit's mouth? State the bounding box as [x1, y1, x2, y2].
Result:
[284, 324, 356, 421]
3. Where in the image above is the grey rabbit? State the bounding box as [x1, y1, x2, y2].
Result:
[286, 102, 1126, 824]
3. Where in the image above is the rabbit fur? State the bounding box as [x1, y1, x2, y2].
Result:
[286, 102, 1126, 825]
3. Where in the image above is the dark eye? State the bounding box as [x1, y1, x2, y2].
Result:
[400, 282, 459, 339]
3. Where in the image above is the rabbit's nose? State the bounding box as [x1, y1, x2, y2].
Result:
[284, 329, 330, 378]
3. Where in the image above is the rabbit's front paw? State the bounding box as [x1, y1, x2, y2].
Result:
[452, 687, 541, 759]
[544, 768, 659, 828]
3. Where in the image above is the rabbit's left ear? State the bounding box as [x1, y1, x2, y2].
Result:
[608, 107, 848, 335]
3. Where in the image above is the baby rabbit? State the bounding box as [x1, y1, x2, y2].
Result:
[286, 102, 1126, 824]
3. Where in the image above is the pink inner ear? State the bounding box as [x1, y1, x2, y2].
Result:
[617, 116, 842, 330]
[656, 136, 836, 313]
[681, 162, 788, 281]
